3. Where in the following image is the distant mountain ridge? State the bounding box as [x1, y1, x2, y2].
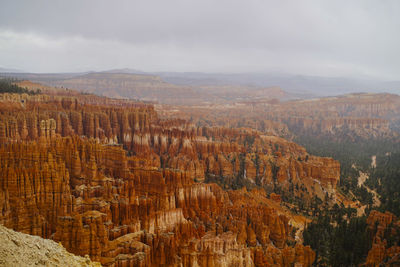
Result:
[1, 69, 399, 102]
[0, 71, 289, 104]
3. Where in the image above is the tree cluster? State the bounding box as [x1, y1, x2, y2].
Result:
[0, 78, 41, 95]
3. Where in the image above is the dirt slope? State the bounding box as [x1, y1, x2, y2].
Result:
[0, 224, 101, 267]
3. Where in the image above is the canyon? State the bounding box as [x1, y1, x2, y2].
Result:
[1, 1, 399, 266]
[0, 80, 399, 266]
[0, 87, 346, 266]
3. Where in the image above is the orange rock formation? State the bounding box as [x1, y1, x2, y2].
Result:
[364, 210, 400, 266]
[0, 91, 346, 266]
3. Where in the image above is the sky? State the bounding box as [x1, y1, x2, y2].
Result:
[0, 0, 399, 80]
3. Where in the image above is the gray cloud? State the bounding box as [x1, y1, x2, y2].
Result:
[0, 0, 399, 79]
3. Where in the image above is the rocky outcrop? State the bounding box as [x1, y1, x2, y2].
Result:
[364, 210, 400, 266]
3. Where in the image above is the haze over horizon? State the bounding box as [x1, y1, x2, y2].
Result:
[1, 0, 400, 82]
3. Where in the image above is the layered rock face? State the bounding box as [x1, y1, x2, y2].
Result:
[156, 104, 293, 138]
[0, 91, 343, 266]
[267, 94, 399, 140]
[273, 93, 400, 140]
[159, 93, 400, 141]
[364, 210, 400, 266]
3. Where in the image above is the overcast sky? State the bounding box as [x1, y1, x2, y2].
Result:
[0, 0, 399, 80]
